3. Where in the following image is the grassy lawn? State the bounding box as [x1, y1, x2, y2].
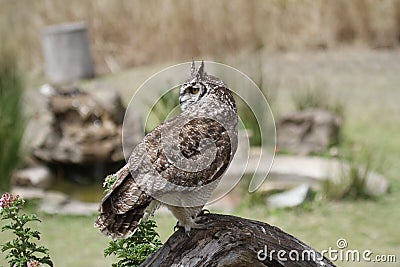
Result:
[1, 49, 399, 266]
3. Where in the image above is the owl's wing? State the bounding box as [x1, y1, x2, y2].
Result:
[95, 161, 153, 239]
[94, 121, 172, 239]
[96, 114, 236, 238]
[95, 135, 160, 238]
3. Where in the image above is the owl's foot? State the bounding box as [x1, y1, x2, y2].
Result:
[174, 220, 206, 232]
[193, 210, 210, 226]
[185, 221, 207, 237]
[177, 217, 209, 236]
[191, 220, 208, 230]
[173, 220, 206, 237]
[188, 215, 210, 231]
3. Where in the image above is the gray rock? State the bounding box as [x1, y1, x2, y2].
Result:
[11, 186, 46, 200]
[30, 84, 143, 164]
[277, 108, 341, 155]
[39, 191, 70, 214]
[87, 83, 125, 123]
[262, 155, 389, 197]
[267, 184, 312, 208]
[38, 190, 98, 216]
[11, 166, 53, 189]
[224, 149, 388, 197]
[57, 200, 99, 216]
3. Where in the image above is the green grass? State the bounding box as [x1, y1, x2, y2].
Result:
[0, 200, 115, 266]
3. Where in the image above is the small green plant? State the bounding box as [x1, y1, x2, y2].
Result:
[102, 174, 162, 267]
[0, 45, 26, 192]
[292, 86, 324, 111]
[0, 193, 53, 267]
[323, 144, 375, 200]
[104, 220, 162, 267]
[292, 84, 345, 117]
[102, 173, 118, 194]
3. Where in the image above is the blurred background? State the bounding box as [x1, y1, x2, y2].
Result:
[1, 0, 400, 77]
[1, 1, 399, 266]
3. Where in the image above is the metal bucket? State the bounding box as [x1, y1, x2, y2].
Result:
[41, 22, 95, 84]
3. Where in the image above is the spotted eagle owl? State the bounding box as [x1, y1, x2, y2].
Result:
[95, 61, 238, 239]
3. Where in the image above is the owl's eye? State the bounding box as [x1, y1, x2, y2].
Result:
[189, 87, 199, 94]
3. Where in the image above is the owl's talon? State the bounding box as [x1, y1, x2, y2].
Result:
[184, 223, 206, 237]
[174, 221, 184, 232]
[197, 209, 210, 217]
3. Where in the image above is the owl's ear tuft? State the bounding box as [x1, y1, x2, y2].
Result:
[197, 61, 205, 80]
[190, 59, 196, 76]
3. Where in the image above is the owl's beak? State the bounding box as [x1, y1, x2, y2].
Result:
[179, 94, 190, 105]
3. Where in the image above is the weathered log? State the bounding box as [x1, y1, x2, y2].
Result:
[140, 213, 335, 267]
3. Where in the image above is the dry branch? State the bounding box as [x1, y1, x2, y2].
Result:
[140, 213, 336, 267]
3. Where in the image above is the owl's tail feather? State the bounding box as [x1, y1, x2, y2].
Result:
[95, 200, 151, 239]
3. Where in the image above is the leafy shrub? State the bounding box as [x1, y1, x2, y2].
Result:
[0, 193, 53, 266]
[104, 220, 162, 267]
[102, 174, 162, 267]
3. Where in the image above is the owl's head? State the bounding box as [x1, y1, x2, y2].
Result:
[179, 61, 227, 111]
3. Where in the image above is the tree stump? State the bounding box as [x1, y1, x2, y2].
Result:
[140, 213, 335, 267]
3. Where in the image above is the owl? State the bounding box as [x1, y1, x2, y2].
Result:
[95, 61, 238, 239]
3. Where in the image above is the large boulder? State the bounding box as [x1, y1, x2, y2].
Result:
[29, 84, 142, 164]
[277, 108, 341, 155]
